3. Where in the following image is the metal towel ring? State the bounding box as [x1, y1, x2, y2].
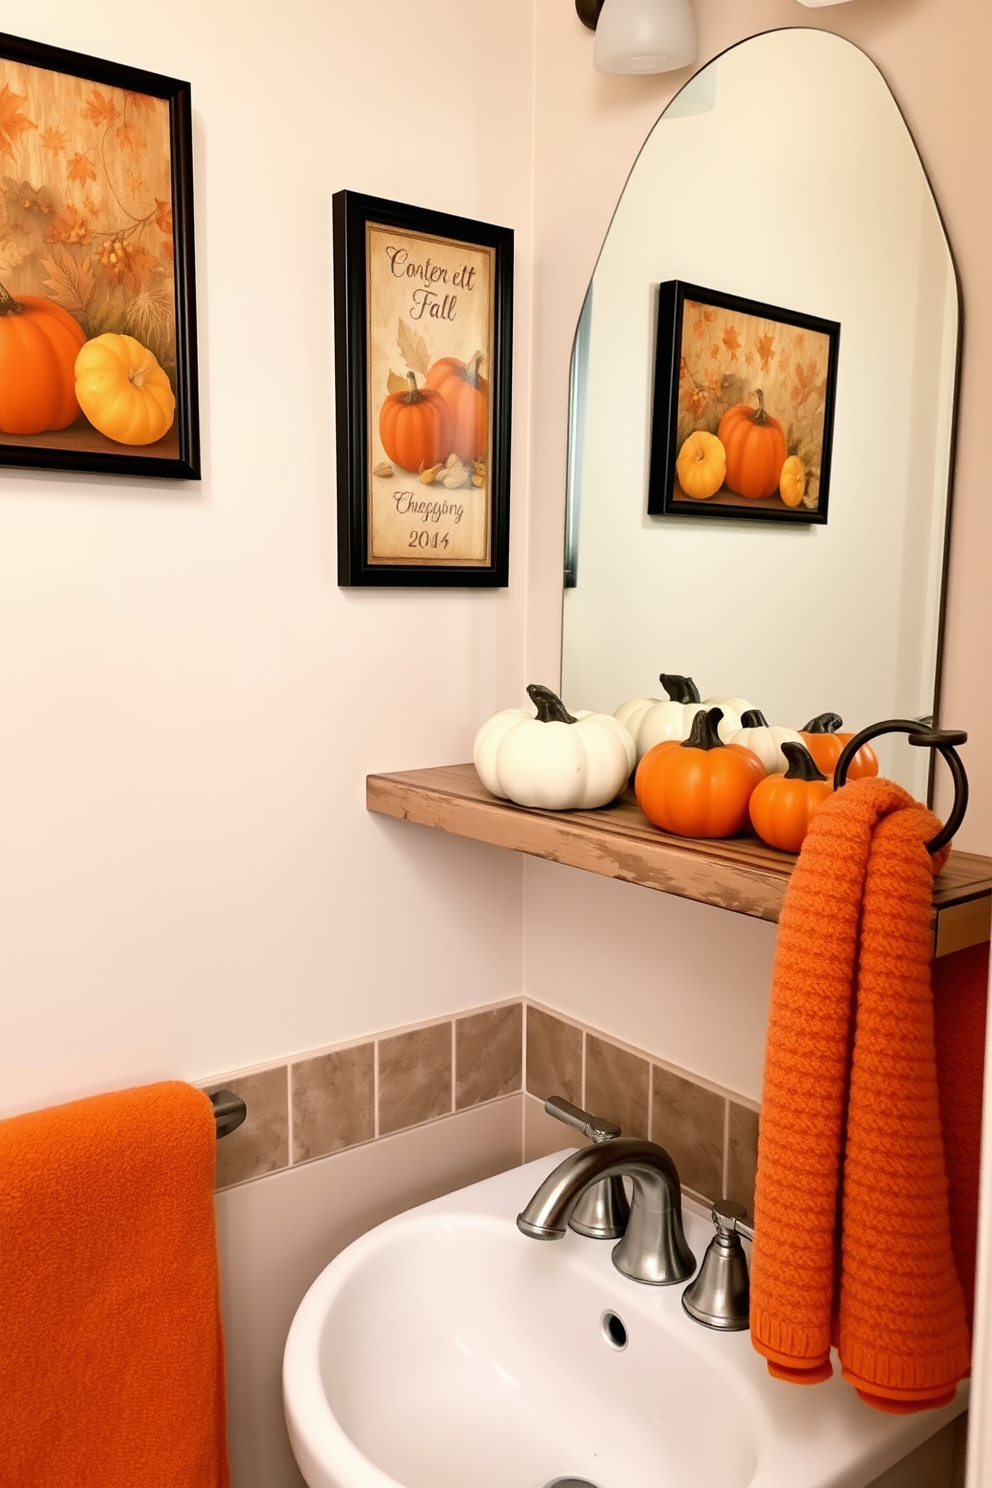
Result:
[833, 719, 969, 856]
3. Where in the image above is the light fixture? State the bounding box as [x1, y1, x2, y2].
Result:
[576, 0, 697, 75]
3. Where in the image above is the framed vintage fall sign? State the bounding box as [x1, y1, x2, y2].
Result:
[649, 281, 839, 524]
[0, 32, 198, 479]
[333, 191, 512, 586]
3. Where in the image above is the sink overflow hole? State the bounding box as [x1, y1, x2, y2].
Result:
[601, 1310, 627, 1350]
[544, 1480, 601, 1488]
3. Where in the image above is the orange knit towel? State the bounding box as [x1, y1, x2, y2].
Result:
[0, 1081, 231, 1488]
[749, 776, 981, 1413]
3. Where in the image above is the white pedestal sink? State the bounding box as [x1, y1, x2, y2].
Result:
[283, 1151, 967, 1488]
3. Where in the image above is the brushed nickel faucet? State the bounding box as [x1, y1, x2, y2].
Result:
[517, 1135, 696, 1286]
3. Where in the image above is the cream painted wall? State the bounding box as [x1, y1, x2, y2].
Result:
[0, 0, 534, 1117]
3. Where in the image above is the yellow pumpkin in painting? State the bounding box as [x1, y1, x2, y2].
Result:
[675, 430, 726, 500]
[74, 333, 176, 446]
[779, 454, 806, 508]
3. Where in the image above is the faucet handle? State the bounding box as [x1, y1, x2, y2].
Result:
[544, 1096, 629, 1239]
[544, 1095, 622, 1143]
[712, 1198, 755, 1242]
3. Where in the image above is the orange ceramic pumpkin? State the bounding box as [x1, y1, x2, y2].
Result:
[426, 352, 488, 463]
[379, 372, 452, 472]
[717, 389, 787, 500]
[635, 707, 765, 839]
[800, 712, 879, 782]
[749, 741, 832, 853]
[0, 282, 86, 434]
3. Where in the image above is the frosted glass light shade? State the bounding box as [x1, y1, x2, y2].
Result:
[594, 0, 696, 75]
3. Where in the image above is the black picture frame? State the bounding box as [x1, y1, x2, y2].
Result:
[648, 280, 839, 524]
[0, 31, 199, 479]
[333, 190, 512, 586]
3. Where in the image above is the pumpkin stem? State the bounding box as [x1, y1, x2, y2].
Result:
[753, 388, 770, 425]
[801, 711, 844, 734]
[740, 709, 769, 728]
[682, 707, 725, 751]
[781, 741, 828, 781]
[527, 683, 578, 725]
[465, 350, 485, 386]
[401, 370, 428, 404]
[658, 673, 701, 705]
[0, 279, 23, 317]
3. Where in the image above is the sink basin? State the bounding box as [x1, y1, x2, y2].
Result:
[283, 1152, 967, 1488]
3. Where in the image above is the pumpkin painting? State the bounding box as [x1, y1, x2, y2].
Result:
[779, 455, 806, 508]
[0, 282, 86, 435]
[717, 389, 787, 500]
[426, 352, 488, 464]
[75, 334, 176, 446]
[379, 371, 452, 472]
[675, 430, 726, 500]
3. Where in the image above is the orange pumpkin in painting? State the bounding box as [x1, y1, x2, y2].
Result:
[426, 352, 488, 463]
[0, 283, 86, 435]
[379, 372, 452, 472]
[717, 389, 787, 499]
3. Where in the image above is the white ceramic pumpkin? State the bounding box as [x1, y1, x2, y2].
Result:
[729, 709, 805, 775]
[701, 690, 754, 737]
[615, 673, 738, 760]
[474, 684, 635, 810]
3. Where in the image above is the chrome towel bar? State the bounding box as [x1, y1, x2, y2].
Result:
[207, 1088, 247, 1139]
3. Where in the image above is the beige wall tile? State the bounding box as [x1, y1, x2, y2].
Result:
[726, 1101, 760, 1214]
[652, 1066, 725, 1203]
[211, 1067, 289, 1190]
[378, 1022, 452, 1135]
[525, 1005, 582, 1104]
[291, 1044, 375, 1163]
[455, 1003, 522, 1109]
[585, 1035, 649, 1139]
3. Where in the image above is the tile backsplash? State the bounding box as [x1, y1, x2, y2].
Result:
[206, 999, 760, 1212]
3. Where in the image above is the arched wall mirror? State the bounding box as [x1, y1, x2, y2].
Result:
[561, 28, 959, 799]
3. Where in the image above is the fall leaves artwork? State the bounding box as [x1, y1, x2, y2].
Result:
[649, 281, 839, 525]
[0, 36, 197, 478]
[334, 193, 513, 586]
[367, 224, 494, 568]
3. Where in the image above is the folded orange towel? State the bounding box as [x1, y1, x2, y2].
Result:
[749, 776, 978, 1412]
[0, 1081, 230, 1488]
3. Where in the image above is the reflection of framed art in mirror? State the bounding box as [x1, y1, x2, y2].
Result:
[648, 281, 839, 524]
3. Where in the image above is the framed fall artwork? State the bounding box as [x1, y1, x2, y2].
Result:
[648, 281, 839, 524]
[0, 31, 198, 479]
[333, 191, 513, 586]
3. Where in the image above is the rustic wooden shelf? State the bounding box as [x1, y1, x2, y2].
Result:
[367, 763, 992, 958]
